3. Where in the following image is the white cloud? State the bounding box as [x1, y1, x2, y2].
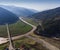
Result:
[0, 3, 60, 11]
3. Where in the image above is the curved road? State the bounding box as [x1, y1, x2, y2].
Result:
[12, 17, 36, 40]
[0, 17, 60, 50]
[0, 17, 36, 44]
[11, 17, 60, 50]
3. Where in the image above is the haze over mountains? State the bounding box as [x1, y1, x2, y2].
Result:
[0, 5, 38, 17]
[0, 7, 19, 25]
[0, 5, 38, 24]
[0, 5, 60, 38]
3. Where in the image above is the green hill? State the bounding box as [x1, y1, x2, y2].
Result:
[33, 7, 60, 38]
[0, 7, 32, 37]
[0, 7, 19, 25]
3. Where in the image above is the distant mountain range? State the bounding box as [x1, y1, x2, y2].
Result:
[33, 7, 60, 38]
[0, 7, 19, 25]
[30, 7, 60, 23]
[0, 5, 38, 17]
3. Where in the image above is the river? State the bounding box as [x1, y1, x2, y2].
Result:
[0, 37, 8, 44]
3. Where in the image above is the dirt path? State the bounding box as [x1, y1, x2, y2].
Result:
[12, 17, 36, 40]
[0, 17, 36, 44]
[0, 17, 60, 50]
[19, 17, 60, 50]
[26, 35, 60, 50]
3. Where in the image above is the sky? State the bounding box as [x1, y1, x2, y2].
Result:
[0, 0, 60, 11]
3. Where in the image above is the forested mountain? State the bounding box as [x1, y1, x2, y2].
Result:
[0, 5, 38, 17]
[30, 7, 60, 22]
[33, 7, 60, 38]
[0, 7, 19, 25]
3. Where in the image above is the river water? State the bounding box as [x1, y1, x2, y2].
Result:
[0, 37, 8, 44]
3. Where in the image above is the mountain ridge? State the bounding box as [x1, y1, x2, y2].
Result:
[0, 5, 38, 17]
[30, 7, 60, 22]
[0, 7, 19, 25]
[33, 7, 60, 38]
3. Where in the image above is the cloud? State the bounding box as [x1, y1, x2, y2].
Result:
[0, 0, 60, 11]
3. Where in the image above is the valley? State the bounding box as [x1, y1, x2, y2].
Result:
[0, 4, 60, 50]
[0, 17, 48, 50]
[22, 17, 60, 50]
[0, 17, 60, 50]
[0, 20, 32, 37]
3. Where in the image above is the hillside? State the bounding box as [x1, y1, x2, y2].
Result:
[33, 7, 60, 38]
[0, 7, 19, 25]
[0, 7, 32, 37]
[0, 5, 38, 17]
[30, 7, 60, 23]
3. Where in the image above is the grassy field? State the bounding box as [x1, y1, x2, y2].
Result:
[30, 33, 60, 49]
[0, 37, 49, 50]
[23, 17, 38, 26]
[0, 20, 32, 37]
[38, 36, 60, 49]
[23, 17, 60, 49]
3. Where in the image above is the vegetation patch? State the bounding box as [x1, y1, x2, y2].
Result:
[0, 37, 49, 50]
[30, 33, 60, 49]
[0, 20, 32, 37]
[23, 17, 38, 26]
